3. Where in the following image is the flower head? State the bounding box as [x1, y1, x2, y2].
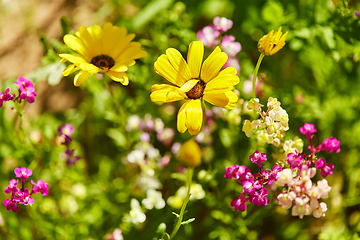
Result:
[178, 139, 202, 167]
[318, 137, 341, 153]
[249, 150, 267, 168]
[196, 26, 220, 48]
[151, 41, 239, 135]
[60, 149, 81, 166]
[0, 88, 14, 107]
[14, 76, 37, 103]
[58, 123, 74, 136]
[258, 26, 288, 55]
[31, 179, 49, 196]
[14, 168, 32, 183]
[315, 158, 334, 178]
[213, 17, 233, 32]
[59, 22, 147, 86]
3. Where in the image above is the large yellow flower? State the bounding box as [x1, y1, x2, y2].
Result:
[258, 26, 288, 56]
[59, 22, 147, 86]
[150, 41, 239, 135]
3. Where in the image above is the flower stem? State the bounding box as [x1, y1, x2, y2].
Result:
[170, 167, 194, 239]
[103, 78, 126, 128]
[252, 53, 265, 99]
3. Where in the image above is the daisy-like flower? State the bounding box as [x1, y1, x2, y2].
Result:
[150, 41, 239, 135]
[258, 26, 288, 56]
[59, 22, 147, 86]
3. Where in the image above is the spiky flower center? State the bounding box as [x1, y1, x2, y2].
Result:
[186, 80, 206, 99]
[91, 55, 115, 71]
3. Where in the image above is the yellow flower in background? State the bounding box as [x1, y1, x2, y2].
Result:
[258, 26, 288, 55]
[59, 22, 147, 86]
[178, 139, 202, 167]
[151, 41, 239, 135]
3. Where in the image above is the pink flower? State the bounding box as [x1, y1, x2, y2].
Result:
[318, 137, 341, 153]
[221, 35, 241, 57]
[14, 167, 32, 183]
[18, 188, 34, 205]
[292, 197, 311, 219]
[3, 199, 18, 213]
[213, 16, 233, 31]
[196, 26, 220, 48]
[58, 123, 74, 136]
[249, 150, 267, 168]
[249, 188, 269, 207]
[299, 123, 317, 140]
[14, 76, 37, 104]
[315, 158, 334, 178]
[0, 88, 15, 107]
[31, 179, 49, 196]
[4, 179, 19, 194]
[231, 193, 248, 211]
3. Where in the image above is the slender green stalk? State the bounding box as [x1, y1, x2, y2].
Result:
[103, 77, 126, 128]
[170, 167, 194, 239]
[252, 53, 265, 99]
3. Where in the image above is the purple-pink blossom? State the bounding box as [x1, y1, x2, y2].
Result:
[31, 179, 49, 196]
[196, 26, 220, 48]
[14, 167, 32, 183]
[61, 149, 81, 166]
[0, 88, 15, 107]
[315, 159, 334, 178]
[213, 16, 233, 31]
[231, 193, 248, 211]
[318, 137, 341, 153]
[4, 179, 19, 194]
[58, 123, 74, 137]
[3, 199, 18, 213]
[249, 150, 267, 168]
[14, 76, 37, 104]
[221, 35, 242, 57]
[299, 123, 317, 141]
[355, 11, 360, 18]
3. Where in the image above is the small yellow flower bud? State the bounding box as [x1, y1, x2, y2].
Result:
[258, 26, 288, 56]
[178, 139, 202, 167]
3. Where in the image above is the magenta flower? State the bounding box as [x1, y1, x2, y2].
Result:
[231, 193, 248, 211]
[287, 153, 303, 169]
[355, 11, 360, 18]
[249, 188, 269, 207]
[14, 76, 37, 104]
[18, 188, 34, 205]
[224, 165, 251, 182]
[221, 35, 242, 57]
[196, 26, 220, 48]
[3, 199, 18, 213]
[4, 179, 19, 194]
[318, 137, 341, 153]
[243, 180, 261, 195]
[58, 123, 74, 136]
[14, 167, 32, 183]
[31, 179, 49, 196]
[213, 16, 233, 31]
[249, 150, 267, 168]
[315, 159, 334, 178]
[107, 228, 124, 240]
[0, 88, 15, 107]
[61, 149, 81, 166]
[300, 123, 317, 140]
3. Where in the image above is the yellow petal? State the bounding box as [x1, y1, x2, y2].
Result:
[87, 25, 103, 53]
[217, 67, 240, 86]
[115, 42, 147, 63]
[106, 71, 129, 86]
[77, 26, 97, 57]
[200, 47, 228, 83]
[102, 23, 128, 56]
[111, 33, 136, 59]
[59, 53, 88, 64]
[154, 54, 185, 87]
[185, 99, 203, 135]
[110, 63, 128, 72]
[63, 64, 79, 76]
[166, 48, 191, 81]
[177, 101, 188, 133]
[187, 41, 204, 79]
[204, 68, 240, 94]
[203, 91, 238, 109]
[178, 79, 199, 92]
[74, 71, 90, 86]
[63, 35, 90, 60]
[79, 63, 100, 74]
[150, 84, 186, 102]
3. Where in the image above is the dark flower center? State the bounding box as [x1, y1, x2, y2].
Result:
[91, 55, 115, 70]
[186, 80, 206, 99]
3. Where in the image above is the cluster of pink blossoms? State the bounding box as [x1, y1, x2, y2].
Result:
[0, 76, 37, 107]
[3, 168, 49, 212]
[58, 123, 81, 166]
[225, 151, 282, 211]
[197, 16, 242, 74]
[226, 122, 340, 219]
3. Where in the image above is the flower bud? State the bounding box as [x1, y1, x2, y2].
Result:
[178, 139, 202, 167]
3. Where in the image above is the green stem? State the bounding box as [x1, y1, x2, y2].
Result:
[252, 53, 265, 99]
[103, 77, 126, 128]
[170, 167, 194, 239]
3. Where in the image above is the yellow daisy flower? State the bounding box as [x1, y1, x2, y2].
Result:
[150, 41, 239, 135]
[258, 26, 288, 55]
[59, 22, 147, 86]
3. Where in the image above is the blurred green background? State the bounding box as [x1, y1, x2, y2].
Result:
[0, 0, 360, 239]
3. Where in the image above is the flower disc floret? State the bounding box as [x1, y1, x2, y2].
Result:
[59, 22, 147, 86]
[150, 41, 240, 135]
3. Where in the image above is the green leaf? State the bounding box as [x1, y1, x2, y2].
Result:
[106, 128, 126, 147]
[170, 172, 186, 182]
[262, 1, 284, 25]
